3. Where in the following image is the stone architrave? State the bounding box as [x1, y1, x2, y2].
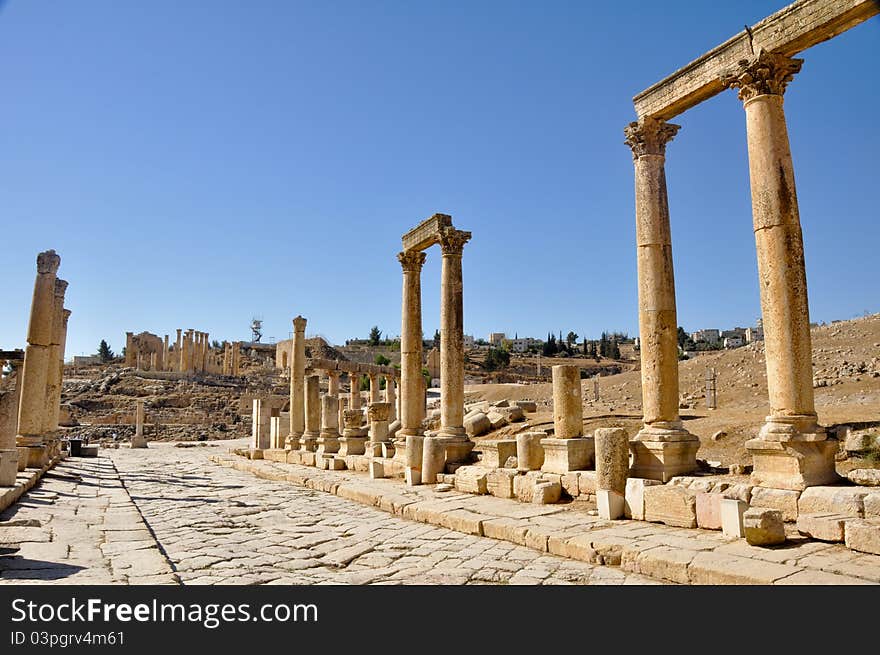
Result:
[398, 250, 427, 443]
[131, 400, 147, 448]
[286, 316, 307, 449]
[317, 395, 340, 455]
[721, 51, 837, 491]
[16, 250, 61, 468]
[436, 227, 473, 464]
[300, 374, 320, 453]
[624, 117, 699, 482]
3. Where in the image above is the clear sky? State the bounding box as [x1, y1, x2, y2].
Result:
[1, 1, 877, 358]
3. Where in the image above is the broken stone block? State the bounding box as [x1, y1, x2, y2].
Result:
[722, 483, 753, 504]
[847, 469, 880, 487]
[624, 478, 661, 520]
[381, 443, 395, 459]
[503, 456, 518, 468]
[578, 471, 598, 496]
[594, 427, 629, 494]
[495, 405, 525, 422]
[300, 452, 316, 467]
[486, 469, 516, 499]
[514, 471, 544, 503]
[540, 437, 594, 473]
[479, 440, 517, 469]
[720, 498, 749, 538]
[864, 493, 880, 518]
[532, 481, 562, 505]
[327, 456, 345, 471]
[515, 400, 537, 413]
[492, 399, 510, 408]
[696, 492, 723, 530]
[796, 512, 850, 542]
[644, 485, 698, 528]
[368, 442, 383, 458]
[369, 460, 384, 479]
[516, 432, 545, 471]
[750, 486, 801, 522]
[844, 518, 880, 555]
[797, 486, 870, 518]
[844, 431, 880, 454]
[486, 411, 509, 430]
[421, 437, 446, 484]
[560, 472, 582, 498]
[743, 508, 786, 546]
[464, 412, 492, 438]
[453, 466, 488, 495]
[597, 489, 625, 520]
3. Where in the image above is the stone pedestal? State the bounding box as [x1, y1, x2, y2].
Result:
[338, 408, 367, 456]
[368, 402, 391, 444]
[405, 435, 425, 486]
[745, 438, 838, 491]
[479, 440, 517, 469]
[629, 429, 700, 483]
[0, 450, 19, 486]
[540, 437, 594, 473]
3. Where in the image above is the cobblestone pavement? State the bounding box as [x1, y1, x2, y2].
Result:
[0, 445, 662, 585]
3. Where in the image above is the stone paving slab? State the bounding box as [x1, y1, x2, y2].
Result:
[208, 441, 880, 585]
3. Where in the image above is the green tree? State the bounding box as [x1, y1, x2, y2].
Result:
[368, 326, 382, 346]
[677, 327, 695, 351]
[374, 354, 390, 366]
[484, 347, 510, 371]
[98, 340, 114, 363]
[433, 329, 441, 349]
[566, 331, 579, 347]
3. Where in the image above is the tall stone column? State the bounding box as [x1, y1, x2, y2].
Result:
[368, 373, 380, 404]
[175, 329, 182, 372]
[43, 279, 67, 434]
[231, 341, 241, 376]
[385, 375, 397, 422]
[16, 250, 61, 467]
[182, 330, 193, 372]
[722, 51, 836, 490]
[132, 400, 147, 448]
[125, 332, 135, 367]
[624, 117, 699, 482]
[163, 334, 169, 371]
[328, 371, 340, 396]
[436, 228, 473, 463]
[286, 316, 307, 448]
[398, 250, 426, 441]
[300, 374, 320, 452]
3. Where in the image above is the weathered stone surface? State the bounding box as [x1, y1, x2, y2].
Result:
[540, 437, 594, 473]
[634, 546, 695, 584]
[516, 432, 545, 471]
[486, 411, 509, 430]
[577, 471, 598, 496]
[847, 469, 880, 487]
[514, 401, 537, 413]
[798, 486, 870, 518]
[865, 493, 880, 518]
[594, 428, 629, 494]
[513, 471, 544, 503]
[644, 485, 697, 528]
[479, 440, 517, 469]
[597, 490, 624, 520]
[844, 432, 880, 454]
[624, 478, 661, 520]
[369, 460, 384, 479]
[532, 481, 561, 505]
[743, 508, 785, 546]
[750, 487, 801, 522]
[687, 551, 798, 585]
[844, 519, 880, 556]
[464, 413, 491, 438]
[453, 466, 488, 495]
[696, 492, 723, 530]
[486, 469, 516, 499]
[796, 513, 849, 542]
[722, 483, 753, 504]
[720, 499, 748, 539]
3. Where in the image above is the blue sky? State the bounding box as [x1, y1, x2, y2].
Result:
[1, 1, 877, 357]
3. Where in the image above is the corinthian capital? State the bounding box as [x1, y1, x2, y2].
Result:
[293, 315, 307, 332]
[397, 249, 427, 272]
[438, 228, 471, 256]
[624, 117, 680, 159]
[54, 279, 69, 298]
[721, 50, 803, 103]
[37, 250, 61, 275]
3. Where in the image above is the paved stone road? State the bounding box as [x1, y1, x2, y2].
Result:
[0, 444, 662, 585]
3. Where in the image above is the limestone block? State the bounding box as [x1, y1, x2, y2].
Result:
[515, 401, 537, 413]
[421, 437, 446, 484]
[326, 456, 345, 471]
[454, 466, 488, 495]
[594, 427, 629, 494]
[624, 478, 661, 520]
[540, 437, 594, 474]
[486, 469, 517, 499]
[381, 443, 395, 459]
[388, 419, 401, 439]
[722, 483, 753, 504]
[464, 412, 492, 438]
[598, 489, 625, 520]
[286, 450, 302, 465]
[865, 493, 880, 518]
[750, 487, 801, 522]
[797, 486, 869, 518]
[644, 485, 698, 528]
[561, 472, 583, 498]
[847, 469, 880, 487]
[516, 432, 545, 471]
[743, 508, 786, 546]
[844, 519, 880, 556]
[478, 440, 517, 469]
[486, 411, 509, 430]
[369, 460, 384, 479]
[495, 405, 524, 423]
[844, 432, 880, 454]
[0, 451, 19, 486]
[301, 452, 316, 467]
[578, 471, 598, 496]
[533, 481, 562, 505]
[696, 492, 723, 530]
[492, 399, 510, 408]
[337, 436, 367, 456]
[720, 499, 749, 538]
[796, 513, 850, 542]
[465, 401, 490, 414]
[514, 471, 545, 503]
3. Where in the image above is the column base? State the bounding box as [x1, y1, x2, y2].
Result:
[540, 437, 595, 473]
[0, 449, 19, 486]
[758, 414, 825, 441]
[23, 446, 49, 469]
[337, 436, 367, 456]
[629, 423, 700, 482]
[285, 433, 303, 451]
[745, 436, 839, 491]
[316, 434, 340, 455]
[300, 432, 320, 452]
[16, 447, 29, 472]
[130, 436, 148, 449]
[434, 434, 474, 464]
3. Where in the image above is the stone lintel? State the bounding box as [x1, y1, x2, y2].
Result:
[401, 213, 453, 252]
[633, 0, 879, 120]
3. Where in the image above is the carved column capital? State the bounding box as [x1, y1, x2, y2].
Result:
[293, 315, 307, 332]
[439, 228, 471, 256]
[721, 50, 803, 103]
[37, 250, 61, 274]
[624, 117, 680, 159]
[62, 309, 71, 325]
[54, 279, 68, 298]
[398, 249, 427, 272]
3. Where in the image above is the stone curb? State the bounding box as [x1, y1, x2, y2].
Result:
[0, 453, 66, 516]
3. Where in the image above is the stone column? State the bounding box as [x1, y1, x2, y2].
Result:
[286, 316, 307, 448]
[125, 332, 135, 367]
[175, 329, 182, 372]
[368, 402, 391, 444]
[436, 228, 472, 467]
[231, 341, 241, 376]
[132, 400, 147, 448]
[163, 334, 170, 371]
[349, 373, 362, 410]
[368, 373, 380, 404]
[722, 51, 836, 490]
[16, 250, 61, 467]
[398, 250, 426, 443]
[337, 396, 347, 435]
[182, 330, 193, 372]
[328, 370, 340, 396]
[541, 364, 593, 473]
[0, 359, 23, 480]
[385, 375, 397, 422]
[43, 279, 67, 434]
[624, 116, 699, 481]
[149, 352, 157, 371]
[317, 394, 340, 455]
[300, 374, 320, 452]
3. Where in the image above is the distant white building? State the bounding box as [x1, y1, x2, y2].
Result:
[692, 329, 720, 345]
[488, 333, 506, 347]
[723, 336, 744, 349]
[510, 337, 540, 353]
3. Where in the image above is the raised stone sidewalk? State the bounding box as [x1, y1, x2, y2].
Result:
[213, 450, 880, 585]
